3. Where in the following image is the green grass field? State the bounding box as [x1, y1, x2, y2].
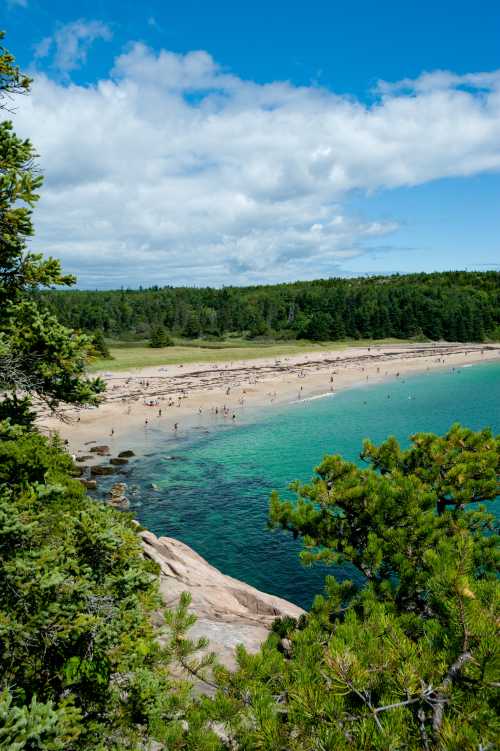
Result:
[88, 338, 414, 372]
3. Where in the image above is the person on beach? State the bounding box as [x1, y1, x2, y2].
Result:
[174, 423, 178, 431]
[110, 428, 114, 436]
[158, 409, 162, 417]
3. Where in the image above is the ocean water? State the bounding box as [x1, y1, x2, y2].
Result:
[99, 361, 500, 609]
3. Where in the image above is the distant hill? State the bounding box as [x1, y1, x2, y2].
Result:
[40, 271, 500, 343]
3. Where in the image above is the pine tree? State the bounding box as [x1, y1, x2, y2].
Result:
[215, 424, 500, 750]
[92, 329, 112, 359]
[149, 324, 174, 347]
[0, 33, 104, 425]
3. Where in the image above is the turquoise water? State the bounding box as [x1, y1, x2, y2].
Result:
[100, 361, 500, 609]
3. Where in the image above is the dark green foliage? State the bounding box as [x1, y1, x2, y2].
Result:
[213, 425, 500, 749]
[0, 423, 222, 749]
[41, 270, 500, 342]
[0, 33, 221, 749]
[91, 330, 112, 359]
[0, 33, 104, 425]
[149, 324, 174, 348]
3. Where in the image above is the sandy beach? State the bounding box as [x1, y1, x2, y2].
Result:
[38, 342, 500, 461]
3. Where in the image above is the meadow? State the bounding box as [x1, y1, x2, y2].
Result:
[88, 337, 412, 371]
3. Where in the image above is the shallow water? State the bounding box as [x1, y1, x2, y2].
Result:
[98, 361, 500, 609]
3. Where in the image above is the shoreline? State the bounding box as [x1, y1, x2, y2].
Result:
[39, 342, 500, 461]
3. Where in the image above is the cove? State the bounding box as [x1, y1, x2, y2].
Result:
[97, 360, 500, 609]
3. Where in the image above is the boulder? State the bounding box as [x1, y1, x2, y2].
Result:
[80, 479, 97, 490]
[76, 455, 94, 462]
[90, 445, 111, 455]
[118, 450, 135, 458]
[140, 529, 304, 673]
[110, 457, 129, 465]
[90, 464, 116, 476]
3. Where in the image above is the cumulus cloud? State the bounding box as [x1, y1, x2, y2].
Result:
[34, 19, 112, 74]
[10, 42, 500, 287]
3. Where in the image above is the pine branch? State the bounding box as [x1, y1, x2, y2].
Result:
[432, 651, 473, 734]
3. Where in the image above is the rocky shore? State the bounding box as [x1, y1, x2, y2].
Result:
[140, 528, 305, 671]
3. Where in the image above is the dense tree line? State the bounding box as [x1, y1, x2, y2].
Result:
[41, 271, 500, 343]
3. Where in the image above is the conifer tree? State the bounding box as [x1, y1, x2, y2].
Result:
[0, 32, 104, 425]
[149, 324, 173, 347]
[214, 425, 500, 750]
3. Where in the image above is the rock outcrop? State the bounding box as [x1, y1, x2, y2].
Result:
[140, 529, 304, 670]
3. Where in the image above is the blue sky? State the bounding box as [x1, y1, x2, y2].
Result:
[2, 0, 500, 287]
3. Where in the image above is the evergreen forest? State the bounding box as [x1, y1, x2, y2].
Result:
[41, 271, 500, 343]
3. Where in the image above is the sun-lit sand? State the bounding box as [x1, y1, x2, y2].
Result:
[39, 342, 500, 459]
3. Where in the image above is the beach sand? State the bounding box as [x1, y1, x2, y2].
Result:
[39, 342, 500, 460]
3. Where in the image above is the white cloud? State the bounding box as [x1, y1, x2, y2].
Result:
[34, 19, 112, 74]
[10, 43, 500, 286]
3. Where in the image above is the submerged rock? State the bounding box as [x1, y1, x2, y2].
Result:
[118, 449, 135, 458]
[107, 482, 129, 509]
[110, 457, 129, 465]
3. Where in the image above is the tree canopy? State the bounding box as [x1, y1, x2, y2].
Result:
[0, 32, 103, 425]
[41, 270, 500, 344]
[213, 425, 500, 749]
